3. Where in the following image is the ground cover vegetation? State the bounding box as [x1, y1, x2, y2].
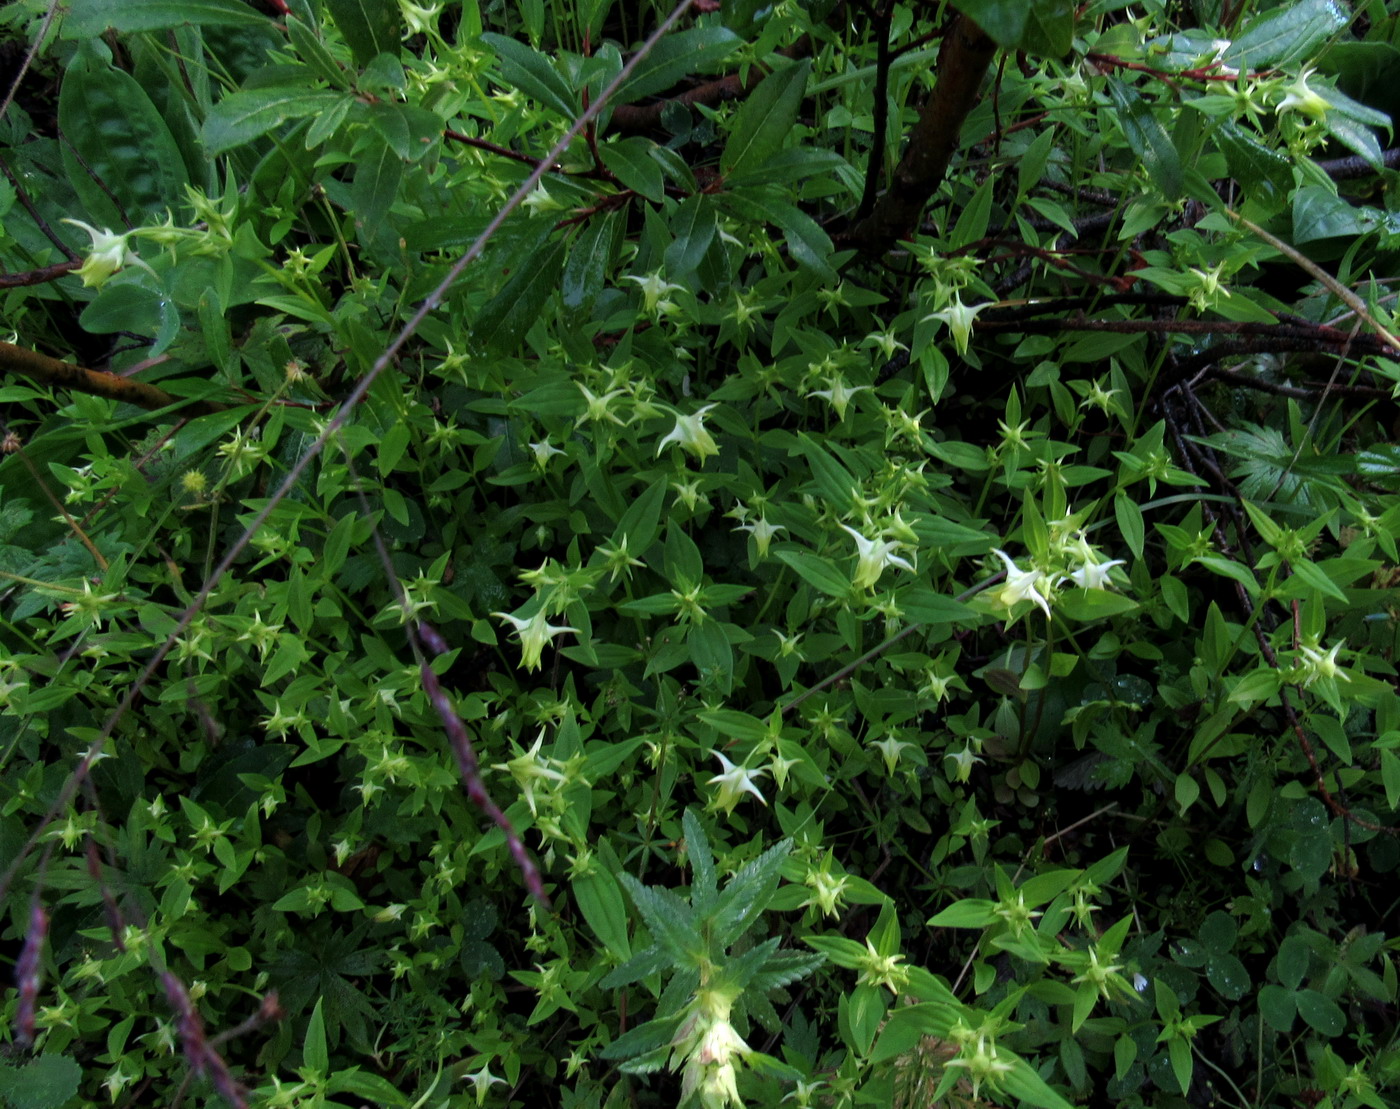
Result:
[1, 0, 1400, 1105]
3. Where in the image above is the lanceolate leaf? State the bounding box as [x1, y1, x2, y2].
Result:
[1105, 77, 1182, 200]
[202, 87, 347, 155]
[612, 27, 741, 105]
[1224, 0, 1349, 70]
[481, 33, 578, 119]
[325, 0, 403, 68]
[721, 60, 812, 176]
[63, 0, 269, 36]
[562, 212, 620, 315]
[472, 231, 568, 354]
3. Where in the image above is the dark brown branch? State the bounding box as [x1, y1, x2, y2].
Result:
[0, 341, 227, 416]
[855, 2, 896, 220]
[0, 260, 81, 287]
[847, 13, 997, 252]
[1312, 146, 1400, 181]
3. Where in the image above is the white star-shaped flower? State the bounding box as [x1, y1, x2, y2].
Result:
[989, 548, 1052, 621]
[707, 751, 767, 814]
[840, 524, 915, 591]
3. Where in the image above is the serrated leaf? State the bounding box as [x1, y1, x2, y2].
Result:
[618, 873, 702, 960]
[683, 810, 717, 910]
[0, 1055, 82, 1109]
[712, 839, 792, 948]
[721, 60, 811, 176]
[599, 944, 672, 989]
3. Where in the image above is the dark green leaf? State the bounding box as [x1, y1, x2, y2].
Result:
[664, 196, 717, 276]
[721, 60, 811, 176]
[949, 0, 1029, 48]
[1106, 77, 1182, 199]
[613, 28, 741, 105]
[203, 87, 347, 155]
[1225, 0, 1349, 70]
[599, 137, 665, 202]
[59, 42, 189, 222]
[0, 1055, 82, 1109]
[472, 230, 567, 354]
[562, 212, 619, 315]
[481, 33, 577, 119]
[775, 549, 852, 599]
[351, 137, 402, 232]
[325, 0, 403, 68]
[1020, 0, 1076, 59]
[1295, 988, 1345, 1036]
[63, 0, 269, 35]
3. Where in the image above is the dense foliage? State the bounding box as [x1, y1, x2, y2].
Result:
[3, 0, 1400, 1106]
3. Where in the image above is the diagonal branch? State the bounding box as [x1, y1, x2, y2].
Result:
[0, 341, 227, 416]
[848, 13, 997, 253]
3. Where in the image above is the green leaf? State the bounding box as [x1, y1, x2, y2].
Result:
[303, 998, 329, 1073]
[927, 899, 998, 928]
[325, 0, 403, 68]
[351, 137, 403, 232]
[664, 196, 718, 276]
[721, 60, 811, 176]
[59, 41, 190, 222]
[0, 1055, 82, 1109]
[562, 211, 619, 316]
[287, 16, 351, 90]
[600, 137, 666, 202]
[1258, 983, 1297, 1031]
[949, 0, 1029, 48]
[613, 28, 741, 105]
[573, 866, 632, 959]
[481, 33, 577, 119]
[1224, 0, 1349, 70]
[618, 874, 702, 961]
[1020, 0, 1076, 59]
[695, 708, 769, 743]
[472, 231, 567, 354]
[719, 186, 837, 280]
[610, 474, 668, 550]
[203, 87, 347, 155]
[682, 809, 717, 910]
[1276, 934, 1312, 990]
[63, 0, 269, 35]
[1215, 121, 1293, 213]
[711, 838, 792, 947]
[1115, 492, 1144, 560]
[1054, 588, 1139, 622]
[775, 549, 852, 599]
[1105, 77, 1182, 200]
[999, 1052, 1077, 1109]
[1295, 988, 1345, 1035]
